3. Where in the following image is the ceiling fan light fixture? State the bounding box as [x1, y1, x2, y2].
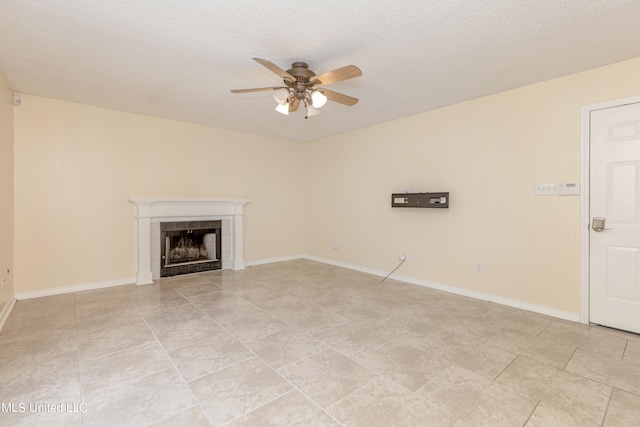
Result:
[273, 88, 289, 105]
[311, 90, 327, 108]
[231, 58, 362, 117]
[275, 102, 290, 115]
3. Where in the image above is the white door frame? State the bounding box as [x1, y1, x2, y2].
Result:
[580, 94, 640, 324]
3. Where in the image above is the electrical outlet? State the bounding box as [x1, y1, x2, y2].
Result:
[399, 254, 407, 261]
[331, 242, 343, 250]
[476, 262, 483, 272]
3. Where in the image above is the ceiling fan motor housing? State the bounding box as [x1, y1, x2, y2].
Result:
[283, 62, 317, 100]
[287, 62, 316, 80]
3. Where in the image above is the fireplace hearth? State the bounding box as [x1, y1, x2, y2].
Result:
[160, 220, 222, 277]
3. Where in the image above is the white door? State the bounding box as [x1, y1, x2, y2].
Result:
[590, 101, 640, 334]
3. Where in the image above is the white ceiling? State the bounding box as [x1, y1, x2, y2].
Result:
[1, 1, 640, 142]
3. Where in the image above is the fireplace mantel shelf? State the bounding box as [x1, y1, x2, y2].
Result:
[130, 197, 250, 204]
[130, 198, 250, 218]
[129, 198, 250, 285]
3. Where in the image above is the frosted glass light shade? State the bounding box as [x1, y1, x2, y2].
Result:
[306, 105, 321, 117]
[311, 90, 327, 108]
[275, 103, 289, 115]
[273, 88, 289, 105]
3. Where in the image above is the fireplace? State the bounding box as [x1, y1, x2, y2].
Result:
[129, 198, 249, 285]
[160, 220, 222, 277]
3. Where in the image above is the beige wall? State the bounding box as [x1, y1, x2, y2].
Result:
[10, 56, 640, 315]
[0, 71, 15, 314]
[13, 96, 304, 293]
[303, 56, 640, 315]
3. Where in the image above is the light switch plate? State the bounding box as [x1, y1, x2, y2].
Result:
[558, 182, 580, 195]
[534, 183, 558, 195]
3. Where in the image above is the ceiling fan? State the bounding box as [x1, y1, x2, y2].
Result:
[231, 58, 362, 118]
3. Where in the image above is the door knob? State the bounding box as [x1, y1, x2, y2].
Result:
[592, 217, 613, 232]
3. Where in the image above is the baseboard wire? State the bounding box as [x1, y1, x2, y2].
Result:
[380, 258, 406, 283]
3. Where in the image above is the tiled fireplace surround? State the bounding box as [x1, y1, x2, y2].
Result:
[129, 199, 249, 285]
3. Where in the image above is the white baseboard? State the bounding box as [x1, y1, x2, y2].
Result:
[10, 255, 581, 324]
[15, 277, 135, 300]
[303, 255, 389, 277]
[0, 297, 16, 332]
[245, 254, 304, 267]
[303, 254, 580, 323]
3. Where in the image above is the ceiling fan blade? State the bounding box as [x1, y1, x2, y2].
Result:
[230, 86, 285, 93]
[310, 65, 362, 85]
[289, 98, 300, 113]
[321, 89, 359, 106]
[253, 58, 296, 82]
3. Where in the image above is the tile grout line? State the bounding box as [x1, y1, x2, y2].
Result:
[184, 283, 346, 426]
[184, 354, 258, 384]
[217, 389, 298, 427]
[537, 320, 553, 337]
[561, 346, 579, 370]
[324, 376, 381, 414]
[219, 327, 346, 425]
[412, 389, 458, 421]
[600, 387, 615, 426]
[621, 339, 628, 361]
[492, 353, 520, 381]
[72, 292, 86, 427]
[132, 295, 217, 427]
[520, 400, 541, 427]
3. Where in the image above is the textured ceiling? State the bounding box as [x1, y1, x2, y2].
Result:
[1, 1, 640, 142]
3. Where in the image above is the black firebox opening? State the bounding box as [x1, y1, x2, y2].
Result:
[160, 220, 222, 277]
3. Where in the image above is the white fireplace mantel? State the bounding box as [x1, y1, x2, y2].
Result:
[129, 198, 249, 285]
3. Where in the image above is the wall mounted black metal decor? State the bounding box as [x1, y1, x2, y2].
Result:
[391, 192, 449, 208]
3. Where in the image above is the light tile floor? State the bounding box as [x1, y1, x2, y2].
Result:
[1, 259, 639, 426]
